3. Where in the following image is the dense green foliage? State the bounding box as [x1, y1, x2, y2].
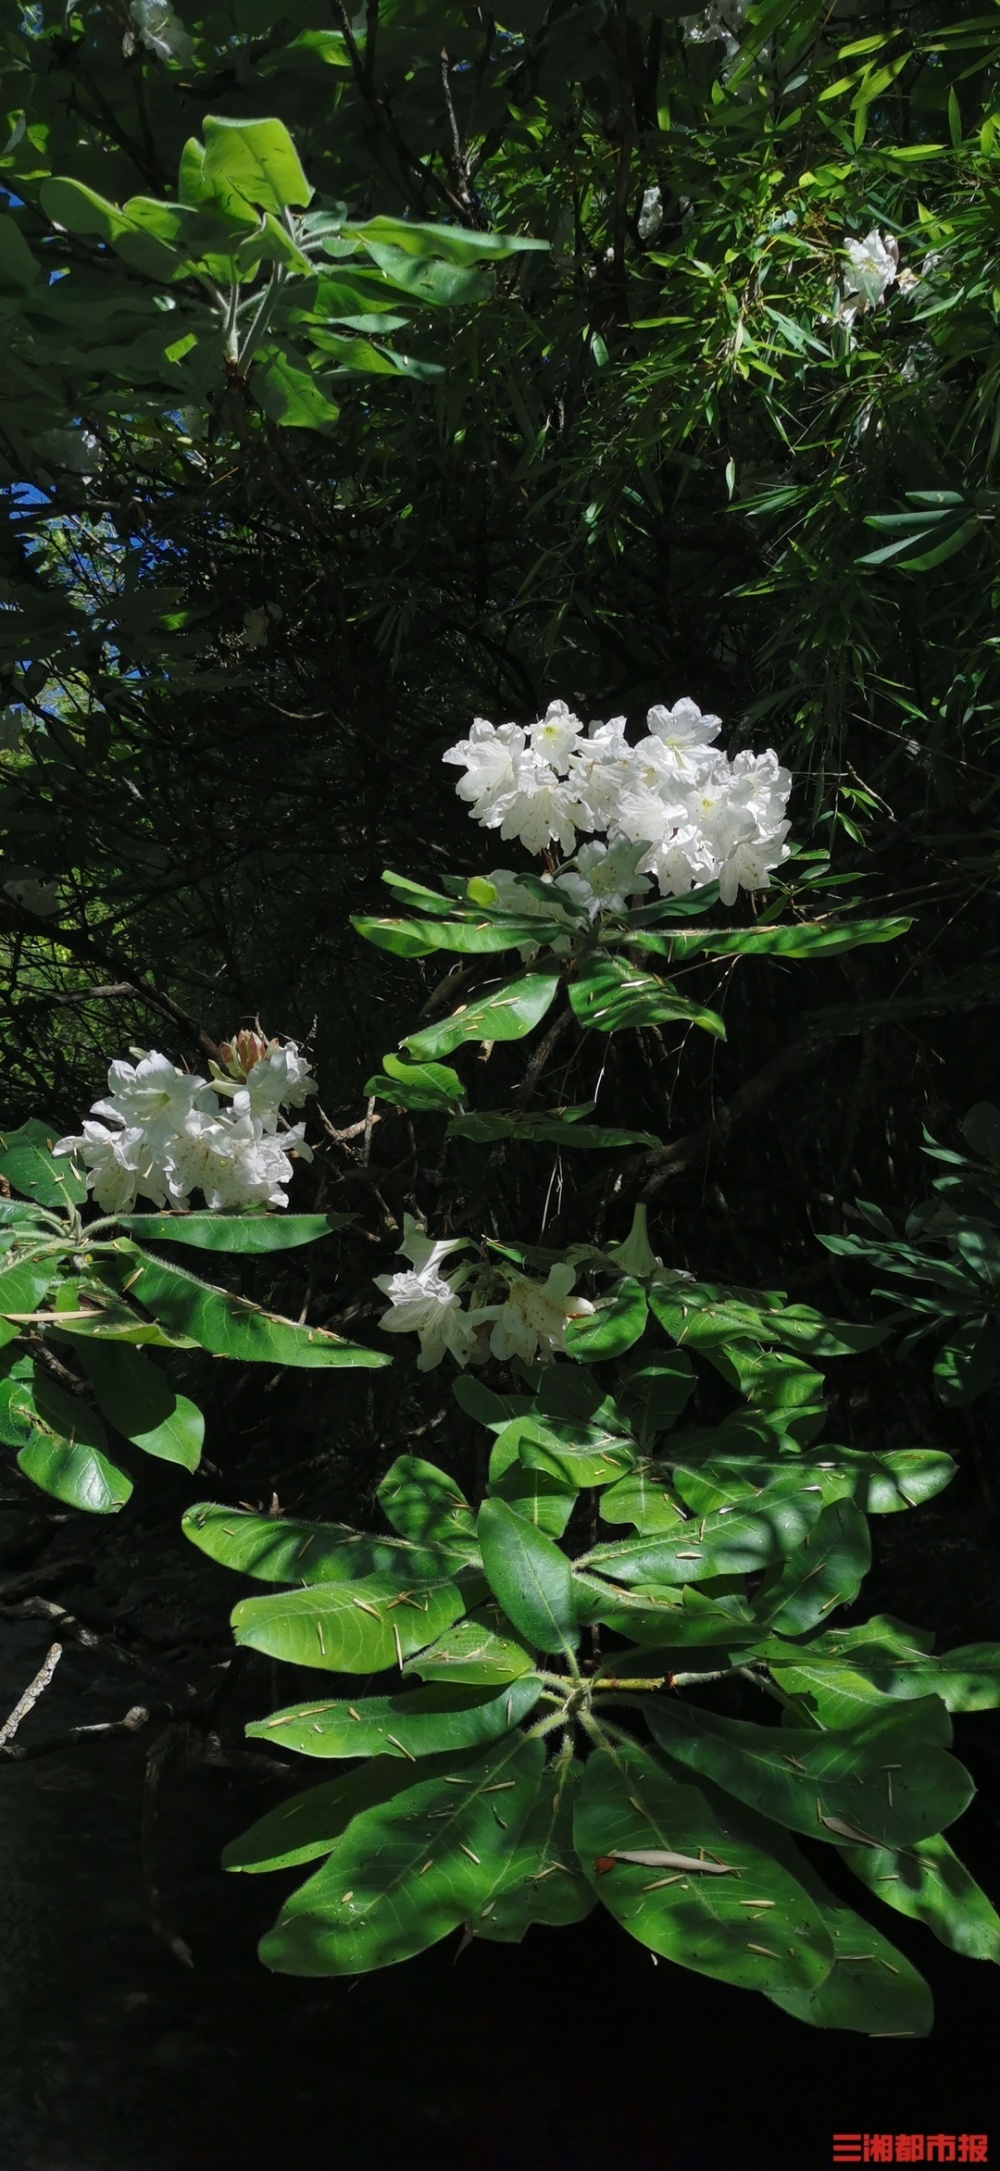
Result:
[2, 0, 1000, 2041]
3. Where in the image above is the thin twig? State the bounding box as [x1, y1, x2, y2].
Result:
[0, 1641, 61, 1748]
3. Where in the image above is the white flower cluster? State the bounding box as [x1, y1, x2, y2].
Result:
[444, 697, 792, 910]
[835, 229, 898, 330]
[129, 0, 193, 62]
[374, 1217, 594, 1372]
[55, 1030, 316, 1216]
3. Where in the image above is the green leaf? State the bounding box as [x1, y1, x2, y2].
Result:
[487, 1418, 577, 1537]
[0, 1256, 57, 1343]
[0, 213, 39, 290]
[515, 1418, 635, 1490]
[353, 913, 566, 957]
[752, 1501, 871, 1634]
[376, 1456, 479, 1556]
[9, 1372, 132, 1514]
[447, 1111, 659, 1149]
[248, 1675, 541, 1760]
[576, 1740, 833, 1998]
[114, 1213, 350, 1253]
[111, 1246, 387, 1368]
[477, 1498, 579, 1656]
[581, 1482, 825, 1585]
[451, 1375, 532, 1432]
[963, 1102, 1000, 1166]
[766, 1890, 932, 2036]
[182, 1501, 470, 1585]
[402, 1605, 538, 1685]
[365, 1056, 465, 1112]
[807, 1446, 956, 1515]
[843, 1832, 1000, 1964]
[617, 1356, 696, 1441]
[647, 1697, 973, 1849]
[574, 1578, 762, 1648]
[231, 1567, 473, 1675]
[568, 955, 725, 1038]
[933, 1318, 998, 1405]
[39, 177, 130, 244]
[258, 1733, 546, 1974]
[402, 973, 560, 1061]
[347, 215, 548, 268]
[766, 1622, 1000, 1722]
[667, 918, 911, 962]
[564, 1279, 649, 1362]
[202, 116, 312, 216]
[224, 1757, 429, 1873]
[0, 1120, 86, 1208]
[598, 1464, 688, 1532]
[75, 1342, 203, 1470]
[252, 346, 340, 431]
[474, 1754, 595, 1942]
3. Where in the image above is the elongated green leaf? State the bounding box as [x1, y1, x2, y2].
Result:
[842, 1832, 1000, 1963]
[202, 115, 312, 215]
[564, 1279, 648, 1362]
[402, 973, 559, 1061]
[666, 918, 911, 961]
[451, 1375, 532, 1432]
[183, 1501, 470, 1586]
[402, 1605, 537, 1685]
[766, 1624, 1000, 1723]
[598, 1463, 687, 1532]
[376, 1456, 479, 1556]
[231, 1566, 473, 1674]
[7, 1371, 132, 1513]
[114, 1212, 350, 1252]
[753, 1501, 871, 1634]
[576, 1741, 833, 1998]
[248, 1675, 541, 1760]
[569, 955, 725, 1038]
[516, 1419, 635, 1490]
[474, 1754, 594, 1942]
[767, 1891, 933, 2035]
[804, 1446, 956, 1514]
[224, 1757, 429, 1874]
[487, 1418, 576, 1536]
[578, 1577, 764, 1647]
[0, 1120, 86, 1207]
[366, 1056, 464, 1112]
[581, 1481, 825, 1585]
[76, 1342, 203, 1470]
[112, 1246, 387, 1368]
[447, 1111, 659, 1149]
[647, 1698, 973, 1848]
[348, 215, 548, 267]
[477, 1498, 579, 1655]
[259, 1733, 546, 1974]
[353, 913, 566, 957]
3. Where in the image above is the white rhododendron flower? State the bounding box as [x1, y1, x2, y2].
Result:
[444, 694, 792, 907]
[479, 1265, 595, 1365]
[68, 1120, 168, 1215]
[843, 229, 898, 311]
[373, 1222, 595, 1370]
[92, 1050, 216, 1152]
[129, 0, 193, 61]
[374, 1216, 478, 1370]
[638, 187, 663, 242]
[55, 1031, 315, 1215]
